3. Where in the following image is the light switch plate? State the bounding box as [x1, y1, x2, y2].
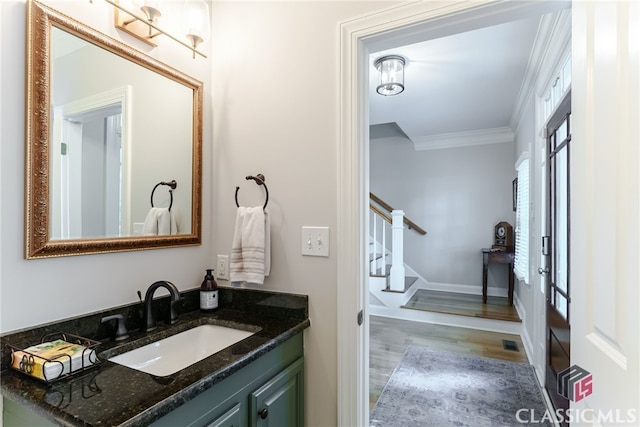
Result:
[217, 254, 230, 280]
[301, 226, 329, 257]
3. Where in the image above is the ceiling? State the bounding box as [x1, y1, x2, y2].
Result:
[368, 14, 544, 150]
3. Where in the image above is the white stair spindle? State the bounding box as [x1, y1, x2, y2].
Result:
[371, 211, 377, 275]
[381, 217, 386, 273]
[389, 210, 405, 291]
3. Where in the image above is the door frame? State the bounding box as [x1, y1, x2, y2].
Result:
[337, 1, 571, 425]
[51, 87, 132, 238]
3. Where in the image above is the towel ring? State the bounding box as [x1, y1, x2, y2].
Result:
[151, 180, 177, 211]
[235, 174, 269, 209]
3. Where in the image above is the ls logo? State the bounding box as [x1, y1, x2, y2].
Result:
[558, 365, 593, 402]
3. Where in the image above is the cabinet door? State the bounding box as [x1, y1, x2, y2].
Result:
[250, 358, 304, 427]
[151, 390, 247, 427]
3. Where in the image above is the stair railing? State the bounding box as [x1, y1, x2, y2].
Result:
[370, 193, 427, 235]
[369, 193, 426, 291]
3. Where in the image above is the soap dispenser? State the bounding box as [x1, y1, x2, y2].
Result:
[200, 269, 219, 312]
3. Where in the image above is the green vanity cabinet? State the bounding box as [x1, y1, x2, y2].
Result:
[151, 333, 304, 427]
[207, 403, 243, 427]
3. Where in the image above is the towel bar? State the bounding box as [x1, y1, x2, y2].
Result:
[235, 174, 269, 209]
[151, 180, 177, 211]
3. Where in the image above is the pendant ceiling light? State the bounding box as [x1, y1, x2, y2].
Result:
[374, 55, 406, 96]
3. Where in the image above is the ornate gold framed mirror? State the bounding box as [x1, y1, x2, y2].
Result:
[25, 0, 202, 258]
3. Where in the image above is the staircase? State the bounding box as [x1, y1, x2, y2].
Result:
[370, 261, 418, 293]
[368, 253, 523, 335]
[368, 194, 424, 309]
[368, 194, 522, 335]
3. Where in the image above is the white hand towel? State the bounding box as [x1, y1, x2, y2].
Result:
[142, 207, 178, 236]
[230, 207, 271, 284]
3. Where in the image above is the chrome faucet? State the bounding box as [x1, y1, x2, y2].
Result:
[143, 280, 181, 331]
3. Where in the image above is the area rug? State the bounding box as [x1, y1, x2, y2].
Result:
[370, 346, 552, 427]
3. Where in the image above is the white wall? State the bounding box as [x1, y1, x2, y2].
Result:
[210, 3, 397, 424]
[370, 130, 516, 292]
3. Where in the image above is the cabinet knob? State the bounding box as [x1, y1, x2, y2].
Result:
[259, 408, 269, 419]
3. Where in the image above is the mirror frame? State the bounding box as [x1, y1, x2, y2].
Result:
[25, 0, 203, 258]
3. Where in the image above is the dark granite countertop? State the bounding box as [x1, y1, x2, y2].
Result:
[0, 286, 310, 426]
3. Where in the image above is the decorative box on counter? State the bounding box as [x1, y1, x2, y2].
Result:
[8, 332, 100, 384]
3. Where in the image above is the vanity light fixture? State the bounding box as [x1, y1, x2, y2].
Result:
[183, 0, 210, 59]
[101, 0, 209, 58]
[374, 55, 406, 96]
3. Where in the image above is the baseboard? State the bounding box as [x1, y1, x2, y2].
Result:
[540, 388, 561, 427]
[515, 294, 535, 366]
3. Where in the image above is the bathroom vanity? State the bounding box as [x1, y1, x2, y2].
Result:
[0, 287, 309, 426]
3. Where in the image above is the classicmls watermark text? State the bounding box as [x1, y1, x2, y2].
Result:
[516, 408, 638, 424]
[558, 365, 593, 402]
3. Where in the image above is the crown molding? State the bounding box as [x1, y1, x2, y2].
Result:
[412, 126, 514, 151]
[509, 14, 554, 130]
[510, 8, 572, 130]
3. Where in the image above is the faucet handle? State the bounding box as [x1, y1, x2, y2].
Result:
[101, 314, 129, 341]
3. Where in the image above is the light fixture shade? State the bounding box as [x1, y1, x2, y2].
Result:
[374, 55, 405, 96]
[131, 0, 162, 23]
[182, 0, 210, 49]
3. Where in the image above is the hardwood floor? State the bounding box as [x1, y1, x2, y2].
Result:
[401, 289, 521, 322]
[369, 315, 528, 410]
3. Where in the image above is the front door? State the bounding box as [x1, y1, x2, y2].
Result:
[543, 93, 571, 421]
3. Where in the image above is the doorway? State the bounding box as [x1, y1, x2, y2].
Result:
[58, 106, 123, 239]
[50, 86, 131, 240]
[337, 1, 572, 425]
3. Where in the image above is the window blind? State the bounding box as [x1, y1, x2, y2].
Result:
[514, 159, 530, 283]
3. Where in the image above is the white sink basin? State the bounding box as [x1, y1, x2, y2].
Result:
[108, 324, 255, 376]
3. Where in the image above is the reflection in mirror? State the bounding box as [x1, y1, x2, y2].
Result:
[26, 0, 202, 258]
[50, 27, 193, 239]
